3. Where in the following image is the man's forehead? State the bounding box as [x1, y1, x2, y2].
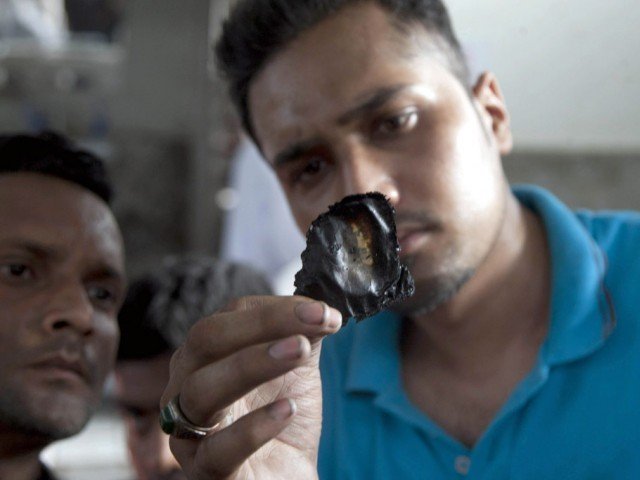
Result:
[251, 4, 450, 81]
[0, 172, 111, 219]
[248, 3, 457, 149]
[0, 173, 125, 270]
[252, 66, 451, 162]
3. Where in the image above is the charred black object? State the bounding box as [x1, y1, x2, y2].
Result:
[294, 192, 415, 324]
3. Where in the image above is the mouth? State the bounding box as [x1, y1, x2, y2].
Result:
[396, 227, 432, 257]
[29, 355, 91, 386]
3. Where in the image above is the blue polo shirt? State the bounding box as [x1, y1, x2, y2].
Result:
[318, 185, 640, 479]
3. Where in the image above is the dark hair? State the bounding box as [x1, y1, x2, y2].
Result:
[0, 131, 112, 203]
[117, 256, 273, 361]
[215, 0, 469, 142]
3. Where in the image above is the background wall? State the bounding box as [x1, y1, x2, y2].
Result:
[449, 0, 640, 152]
[443, 0, 640, 213]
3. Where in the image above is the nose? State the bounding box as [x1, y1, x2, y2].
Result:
[340, 142, 400, 207]
[42, 280, 94, 336]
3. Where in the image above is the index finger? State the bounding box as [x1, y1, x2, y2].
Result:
[160, 295, 341, 406]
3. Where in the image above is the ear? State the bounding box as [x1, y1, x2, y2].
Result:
[472, 72, 513, 155]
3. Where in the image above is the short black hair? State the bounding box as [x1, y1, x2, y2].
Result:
[0, 131, 112, 203]
[117, 256, 273, 361]
[215, 0, 469, 142]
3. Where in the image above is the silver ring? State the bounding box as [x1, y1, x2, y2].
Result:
[159, 395, 224, 440]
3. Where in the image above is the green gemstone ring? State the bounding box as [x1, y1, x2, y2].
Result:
[159, 395, 221, 440]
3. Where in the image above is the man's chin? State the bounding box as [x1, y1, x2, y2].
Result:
[392, 268, 474, 318]
[0, 388, 96, 441]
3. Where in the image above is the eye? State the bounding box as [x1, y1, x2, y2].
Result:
[374, 109, 419, 137]
[87, 285, 119, 310]
[291, 155, 328, 187]
[0, 262, 35, 282]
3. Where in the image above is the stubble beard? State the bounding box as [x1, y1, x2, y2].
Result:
[393, 265, 474, 317]
[393, 242, 475, 317]
[0, 381, 95, 443]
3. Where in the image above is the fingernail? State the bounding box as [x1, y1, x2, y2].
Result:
[268, 336, 303, 360]
[326, 307, 343, 329]
[295, 302, 326, 325]
[268, 398, 296, 421]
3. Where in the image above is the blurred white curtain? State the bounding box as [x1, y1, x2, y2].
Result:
[220, 137, 306, 291]
[0, 0, 68, 46]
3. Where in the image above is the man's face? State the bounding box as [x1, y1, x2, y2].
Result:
[249, 3, 513, 315]
[0, 173, 126, 444]
[115, 354, 184, 480]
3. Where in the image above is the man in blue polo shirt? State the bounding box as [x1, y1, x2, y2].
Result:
[319, 184, 640, 478]
[161, 1, 640, 478]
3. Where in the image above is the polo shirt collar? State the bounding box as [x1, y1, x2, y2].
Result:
[514, 185, 615, 365]
[345, 185, 615, 396]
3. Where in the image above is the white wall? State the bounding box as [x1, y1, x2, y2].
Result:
[448, 0, 640, 151]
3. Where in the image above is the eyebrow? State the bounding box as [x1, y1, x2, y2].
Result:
[336, 83, 411, 126]
[271, 84, 411, 168]
[0, 238, 126, 285]
[86, 264, 126, 286]
[273, 137, 325, 168]
[0, 239, 63, 260]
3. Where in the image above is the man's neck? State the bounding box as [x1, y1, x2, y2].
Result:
[0, 430, 50, 480]
[0, 451, 45, 480]
[400, 193, 551, 446]
[404, 192, 551, 376]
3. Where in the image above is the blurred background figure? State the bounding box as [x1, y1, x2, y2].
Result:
[0, 131, 126, 480]
[113, 256, 272, 480]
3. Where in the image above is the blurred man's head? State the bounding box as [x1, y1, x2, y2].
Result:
[216, 0, 513, 317]
[115, 256, 272, 480]
[0, 132, 126, 454]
